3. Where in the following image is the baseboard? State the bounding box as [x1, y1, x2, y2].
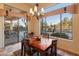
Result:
[58, 47, 79, 56]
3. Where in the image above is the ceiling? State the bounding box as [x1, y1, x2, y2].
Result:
[4, 3, 56, 20]
[5, 3, 56, 12]
[25, 3, 56, 9]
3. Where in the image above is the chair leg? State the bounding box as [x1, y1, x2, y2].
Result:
[36, 51, 40, 56]
[24, 46, 26, 56]
[51, 40, 57, 56]
[54, 45, 57, 56]
[21, 42, 24, 56]
[50, 46, 53, 56]
[29, 47, 32, 56]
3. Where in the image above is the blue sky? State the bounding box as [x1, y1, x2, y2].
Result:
[44, 13, 72, 26]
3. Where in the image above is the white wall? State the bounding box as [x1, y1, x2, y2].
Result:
[57, 4, 79, 55]
[28, 17, 40, 36]
[0, 17, 4, 48]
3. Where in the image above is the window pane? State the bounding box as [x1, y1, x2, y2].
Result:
[41, 3, 73, 40]
[4, 17, 28, 46]
[61, 13, 72, 39]
[41, 13, 73, 40]
[41, 14, 61, 36]
[18, 18, 28, 41]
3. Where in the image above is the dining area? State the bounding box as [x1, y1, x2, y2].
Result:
[21, 32, 57, 56]
[0, 1, 79, 59]
[0, 3, 79, 56]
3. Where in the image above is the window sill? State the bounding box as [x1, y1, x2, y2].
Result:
[49, 36, 73, 42]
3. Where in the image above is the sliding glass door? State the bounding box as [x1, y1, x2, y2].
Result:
[18, 17, 28, 41]
[4, 17, 28, 46]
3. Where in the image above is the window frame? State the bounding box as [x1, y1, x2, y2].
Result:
[40, 13, 73, 40]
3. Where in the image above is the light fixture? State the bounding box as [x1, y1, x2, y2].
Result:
[6, 9, 12, 16]
[6, 10, 8, 16]
[29, 3, 45, 20]
[64, 7, 67, 13]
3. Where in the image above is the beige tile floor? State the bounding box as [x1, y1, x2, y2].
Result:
[0, 42, 76, 56]
[0, 42, 21, 56]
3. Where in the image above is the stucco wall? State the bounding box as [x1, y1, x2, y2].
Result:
[28, 17, 40, 36]
[0, 4, 4, 48]
[0, 17, 4, 48]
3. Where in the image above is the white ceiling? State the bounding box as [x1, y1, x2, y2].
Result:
[4, 3, 56, 20]
[5, 3, 56, 12]
[25, 3, 55, 9]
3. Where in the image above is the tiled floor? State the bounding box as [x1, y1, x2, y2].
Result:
[0, 42, 21, 56]
[0, 42, 76, 56]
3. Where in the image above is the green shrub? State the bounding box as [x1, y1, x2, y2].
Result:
[51, 32, 69, 39]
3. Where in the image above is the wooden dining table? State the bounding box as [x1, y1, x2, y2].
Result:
[21, 37, 57, 56]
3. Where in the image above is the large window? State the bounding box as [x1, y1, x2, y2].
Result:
[61, 13, 72, 39]
[41, 15, 60, 35]
[18, 17, 28, 41]
[41, 13, 73, 40]
[41, 3, 73, 40]
[4, 17, 28, 46]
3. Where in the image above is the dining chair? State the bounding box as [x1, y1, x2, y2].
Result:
[21, 38, 38, 56]
[24, 39, 32, 56]
[51, 40, 57, 56]
[43, 39, 57, 56]
[28, 32, 34, 38]
[21, 39, 32, 56]
[43, 34, 49, 38]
